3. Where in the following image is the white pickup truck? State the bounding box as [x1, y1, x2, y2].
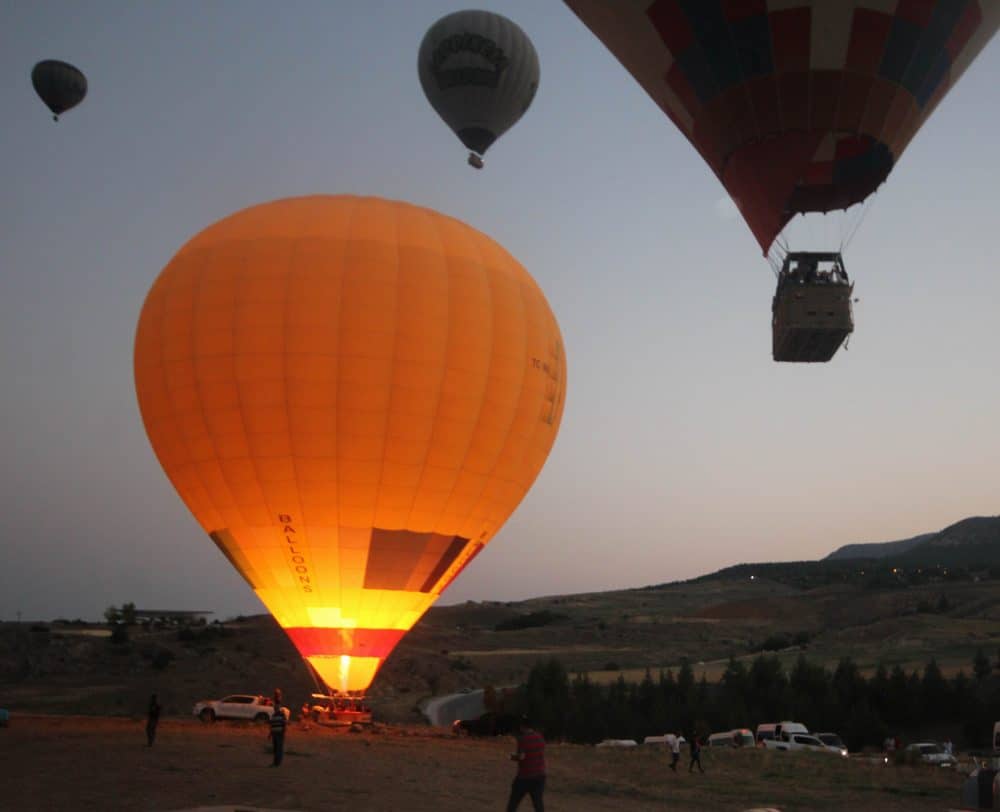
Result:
[193, 694, 290, 723]
[767, 732, 834, 753]
[757, 721, 838, 754]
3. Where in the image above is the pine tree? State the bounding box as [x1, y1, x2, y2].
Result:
[974, 648, 991, 681]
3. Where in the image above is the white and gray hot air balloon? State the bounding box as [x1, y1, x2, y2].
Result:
[418, 10, 539, 169]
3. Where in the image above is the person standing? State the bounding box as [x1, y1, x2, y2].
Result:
[689, 734, 704, 773]
[507, 716, 545, 811]
[145, 693, 161, 747]
[270, 702, 287, 766]
[669, 733, 681, 771]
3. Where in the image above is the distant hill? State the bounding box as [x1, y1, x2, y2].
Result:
[825, 532, 935, 561]
[896, 516, 1000, 567]
[685, 516, 1000, 593]
[825, 516, 1000, 568]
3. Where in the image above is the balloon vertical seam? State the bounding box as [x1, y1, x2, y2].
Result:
[431, 218, 500, 542]
[282, 234, 310, 608]
[372, 199, 402, 533]
[228, 241, 264, 535]
[188, 244, 237, 535]
[334, 198, 357, 615]
[400, 207, 452, 532]
[452, 243, 531, 545]
[368, 199, 403, 631]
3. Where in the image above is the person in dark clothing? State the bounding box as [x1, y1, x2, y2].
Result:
[270, 703, 287, 766]
[507, 717, 545, 811]
[689, 734, 704, 773]
[146, 694, 161, 747]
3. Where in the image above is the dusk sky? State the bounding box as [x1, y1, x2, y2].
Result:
[3, 2, 998, 623]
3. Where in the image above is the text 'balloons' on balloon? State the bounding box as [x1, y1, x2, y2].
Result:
[418, 9, 540, 168]
[564, 1, 1000, 255]
[134, 195, 567, 694]
[31, 59, 87, 121]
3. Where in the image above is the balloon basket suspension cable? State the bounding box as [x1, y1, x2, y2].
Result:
[304, 659, 328, 697]
[767, 234, 790, 277]
[839, 194, 876, 256]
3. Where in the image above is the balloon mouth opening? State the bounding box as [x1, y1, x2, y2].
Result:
[457, 127, 497, 155]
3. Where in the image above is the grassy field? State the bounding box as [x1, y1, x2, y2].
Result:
[0, 716, 972, 812]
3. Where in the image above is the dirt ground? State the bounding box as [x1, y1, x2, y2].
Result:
[0, 715, 969, 811]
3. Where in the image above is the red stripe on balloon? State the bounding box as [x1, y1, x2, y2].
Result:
[285, 627, 406, 659]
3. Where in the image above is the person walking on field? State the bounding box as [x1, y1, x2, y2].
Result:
[269, 701, 287, 766]
[145, 693, 161, 747]
[507, 716, 546, 811]
[669, 733, 681, 771]
[689, 734, 704, 773]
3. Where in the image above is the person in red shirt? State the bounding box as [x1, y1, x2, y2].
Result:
[507, 716, 546, 811]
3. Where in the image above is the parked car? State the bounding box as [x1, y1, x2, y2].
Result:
[902, 742, 958, 768]
[451, 711, 519, 737]
[192, 694, 290, 723]
[816, 732, 849, 757]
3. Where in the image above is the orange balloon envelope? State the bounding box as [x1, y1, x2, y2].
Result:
[134, 195, 566, 693]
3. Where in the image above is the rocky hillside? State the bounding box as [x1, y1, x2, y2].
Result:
[825, 516, 1000, 567]
[825, 532, 934, 561]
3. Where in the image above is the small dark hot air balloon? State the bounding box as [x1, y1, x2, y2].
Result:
[32, 59, 87, 121]
[418, 10, 540, 168]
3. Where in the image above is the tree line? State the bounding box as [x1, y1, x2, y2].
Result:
[497, 651, 1000, 752]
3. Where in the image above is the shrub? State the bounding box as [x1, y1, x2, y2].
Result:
[494, 611, 567, 632]
[450, 656, 474, 671]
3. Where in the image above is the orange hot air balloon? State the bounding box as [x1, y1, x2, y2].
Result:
[134, 196, 566, 694]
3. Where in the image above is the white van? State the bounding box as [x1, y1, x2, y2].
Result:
[643, 734, 686, 747]
[708, 728, 755, 748]
[596, 739, 638, 749]
[756, 721, 809, 748]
